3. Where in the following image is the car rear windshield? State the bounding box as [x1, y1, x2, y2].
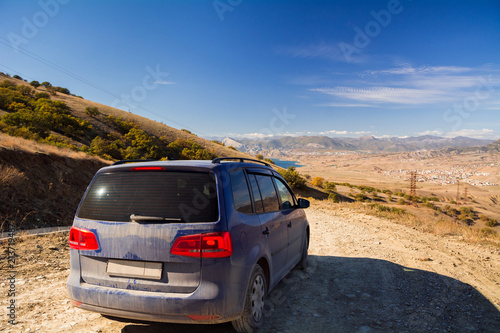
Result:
[77, 171, 218, 223]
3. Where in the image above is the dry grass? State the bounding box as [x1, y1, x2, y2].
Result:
[0, 132, 109, 163]
[310, 199, 500, 248]
[0, 165, 25, 186]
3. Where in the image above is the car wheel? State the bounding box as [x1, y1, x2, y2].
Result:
[232, 264, 267, 333]
[298, 235, 308, 270]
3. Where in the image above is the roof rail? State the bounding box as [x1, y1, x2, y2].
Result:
[112, 159, 158, 166]
[211, 157, 270, 167]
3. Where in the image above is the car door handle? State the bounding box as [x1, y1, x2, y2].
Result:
[288, 222, 292, 228]
[262, 227, 270, 235]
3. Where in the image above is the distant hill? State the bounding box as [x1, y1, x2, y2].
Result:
[225, 135, 494, 154]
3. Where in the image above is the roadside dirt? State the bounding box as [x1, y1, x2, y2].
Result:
[1, 203, 500, 332]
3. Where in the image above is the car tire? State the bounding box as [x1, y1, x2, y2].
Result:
[232, 264, 267, 333]
[298, 234, 308, 270]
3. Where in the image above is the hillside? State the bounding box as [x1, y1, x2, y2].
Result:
[0, 74, 249, 161]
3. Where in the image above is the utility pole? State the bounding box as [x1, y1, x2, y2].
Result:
[410, 171, 417, 204]
[464, 187, 468, 203]
[456, 180, 460, 205]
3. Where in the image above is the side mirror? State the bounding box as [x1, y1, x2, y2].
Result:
[297, 198, 310, 209]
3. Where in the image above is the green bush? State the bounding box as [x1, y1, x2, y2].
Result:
[278, 167, 306, 190]
[328, 193, 339, 203]
[485, 218, 498, 228]
[323, 181, 336, 192]
[85, 106, 100, 117]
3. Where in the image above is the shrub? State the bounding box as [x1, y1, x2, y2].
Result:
[485, 218, 498, 228]
[311, 177, 325, 187]
[323, 181, 336, 192]
[278, 167, 306, 190]
[17, 85, 33, 96]
[0, 80, 17, 89]
[480, 228, 497, 237]
[256, 154, 264, 160]
[328, 193, 339, 203]
[34, 92, 50, 100]
[85, 106, 100, 117]
[355, 193, 369, 202]
[41, 81, 52, 88]
[30, 80, 41, 88]
[263, 158, 275, 165]
[13, 75, 22, 80]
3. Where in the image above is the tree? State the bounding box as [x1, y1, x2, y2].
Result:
[30, 81, 41, 88]
[13, 75, 23, 80]
[56, 87, 70, 94]
[256, 154, 264, 160]
[41, 81, 52, 88]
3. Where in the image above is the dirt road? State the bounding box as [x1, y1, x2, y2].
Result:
[2, 203, 500, 332]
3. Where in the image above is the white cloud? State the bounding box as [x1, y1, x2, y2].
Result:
[444, 128, 498, 139]
[310, 86, 446, 105]
[418, 130, 443, 136]
[223, 129, 371, 139]
[311, 65, 500, 107]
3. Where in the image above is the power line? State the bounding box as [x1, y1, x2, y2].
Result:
[0, 36, 195, 133]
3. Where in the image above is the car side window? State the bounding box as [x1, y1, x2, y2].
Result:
[254, 174, 280, 212]
[274, 178, 296, 210]
[248, 174, 264, 213]
[230, 169, 253, 214]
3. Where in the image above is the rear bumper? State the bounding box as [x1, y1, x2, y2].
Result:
[67, 279, 241, 324]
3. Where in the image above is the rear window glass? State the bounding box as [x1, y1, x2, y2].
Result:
[230, 170, 252, 214]
[255, 175, 280, 212]
[77, 171, 218, 223]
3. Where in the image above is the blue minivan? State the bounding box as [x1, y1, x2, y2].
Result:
[67, 157, 310, 332]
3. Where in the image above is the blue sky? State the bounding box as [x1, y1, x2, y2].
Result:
[0, 0, 499, 140]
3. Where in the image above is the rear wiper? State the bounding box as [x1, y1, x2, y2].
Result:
[130, 214, 183, 223]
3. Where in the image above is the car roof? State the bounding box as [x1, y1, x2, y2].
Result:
[98, 159, 276, 173]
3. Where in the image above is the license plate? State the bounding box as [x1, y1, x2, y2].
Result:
[106, 259, 162, 280]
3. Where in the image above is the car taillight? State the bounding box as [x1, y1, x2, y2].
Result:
[130, 166, 166, 171]
[69, 227, 99, 250]
[171, 232, 233, 258]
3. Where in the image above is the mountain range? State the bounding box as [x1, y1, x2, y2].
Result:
[222, 135, 496, 155]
